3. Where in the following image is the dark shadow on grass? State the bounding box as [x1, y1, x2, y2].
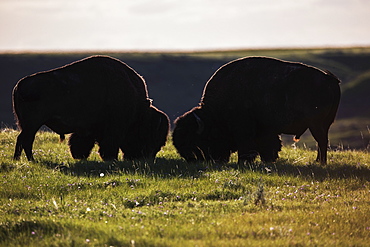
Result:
[41, 157, 210, 178]
[0, 219, 123, 246]
[39, 157, 370, 181]
[226, 159, 370, 181]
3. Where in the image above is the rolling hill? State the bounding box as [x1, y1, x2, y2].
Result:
[1, 47, 369, 150]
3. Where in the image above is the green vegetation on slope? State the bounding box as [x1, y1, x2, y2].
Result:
[1, 130, 369, 246]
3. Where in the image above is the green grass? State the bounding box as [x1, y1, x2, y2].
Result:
[1, 129, 369, 246]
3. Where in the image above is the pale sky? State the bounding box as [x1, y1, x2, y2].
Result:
[1, 0, 369, 52]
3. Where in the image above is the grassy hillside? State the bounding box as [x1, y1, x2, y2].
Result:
[0, 130, 369, 246]
[1, 47, 370, 149]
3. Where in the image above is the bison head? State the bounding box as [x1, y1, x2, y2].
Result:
[122, 107, 169, 162]
[172, 108, 233, 163]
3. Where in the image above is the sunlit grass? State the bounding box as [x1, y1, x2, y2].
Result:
[1, 130, 369, 246]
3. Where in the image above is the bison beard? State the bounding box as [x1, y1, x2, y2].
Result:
[12, 56, 169, 162]
[173, 57, 341, 164]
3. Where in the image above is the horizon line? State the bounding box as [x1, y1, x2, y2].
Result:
[1, 45, 370, 55]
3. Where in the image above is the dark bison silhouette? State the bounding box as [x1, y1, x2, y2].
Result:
[13, 55, 169, 162]
[173, 57, 341, 164]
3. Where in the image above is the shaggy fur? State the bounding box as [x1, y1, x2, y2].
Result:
[13, 56, 169, 161]
[173, 57, 341, 164]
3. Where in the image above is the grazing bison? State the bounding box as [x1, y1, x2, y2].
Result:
[173, 57, 341, 164]
[13, 55, 169, 161]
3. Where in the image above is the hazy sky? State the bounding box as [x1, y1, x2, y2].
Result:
[1, 0, 369, 52]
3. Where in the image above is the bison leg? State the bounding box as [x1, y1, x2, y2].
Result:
[98, 137, 119, 161]
[309, 126, 329, 164]
[237, 140, 259, 164]
[229, 117, 258, 164]
[14, 128, 38, 161]
[238, 150, 258, 164]
[14, 134, 24, 160]
[68, 133, 95, 159]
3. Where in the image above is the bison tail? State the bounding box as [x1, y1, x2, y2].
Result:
[12, 86, 23, 130]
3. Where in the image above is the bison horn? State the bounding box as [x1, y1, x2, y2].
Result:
[193, 112, 204, 135]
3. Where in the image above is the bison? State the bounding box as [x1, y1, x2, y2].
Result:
[13, 55, 169, 162]
[173, 57, 341, 164]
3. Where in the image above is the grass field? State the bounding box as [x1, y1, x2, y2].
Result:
[0, 129, 369, 246]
